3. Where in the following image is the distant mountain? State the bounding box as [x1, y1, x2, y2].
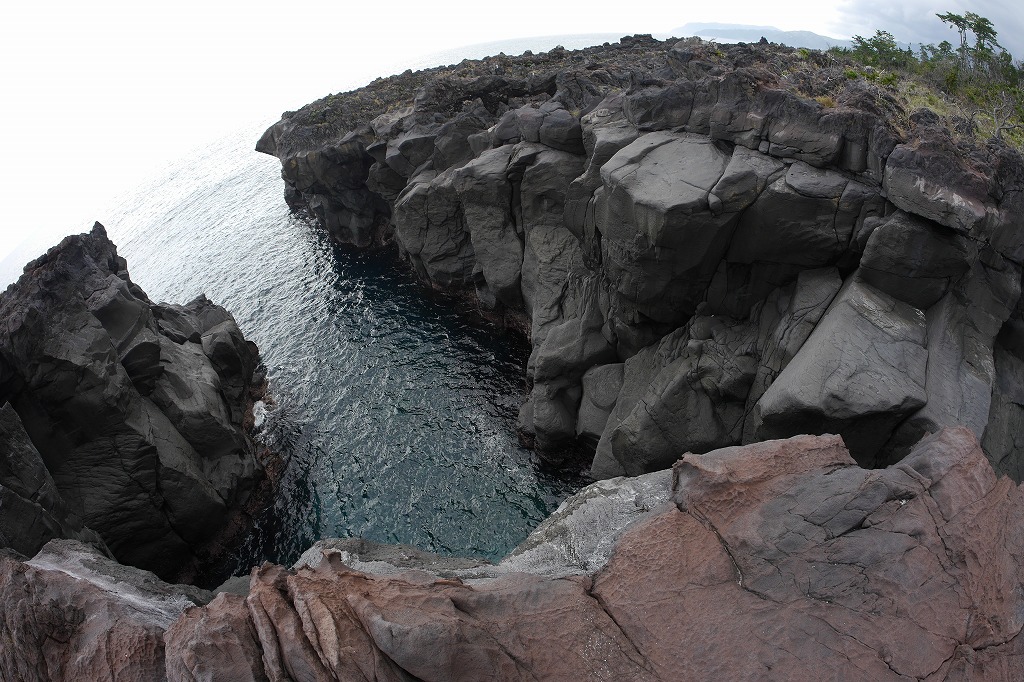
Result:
[670, 22, 852, 51]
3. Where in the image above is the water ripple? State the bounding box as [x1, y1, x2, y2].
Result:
[102, 126, 589, 571]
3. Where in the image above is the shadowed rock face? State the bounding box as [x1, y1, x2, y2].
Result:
[5, 429, 1020, 680]
[0, 225, 267, 581]
[257, 37, 1024, 479]
[0, 404, 109, 559]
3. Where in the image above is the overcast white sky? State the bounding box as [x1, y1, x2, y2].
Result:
[1, 1, 1021, 277]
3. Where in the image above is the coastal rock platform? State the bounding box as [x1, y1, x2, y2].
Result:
[3, 429, 1022, 680]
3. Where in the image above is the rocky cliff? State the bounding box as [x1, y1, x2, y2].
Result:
[257, 35, 1024, 481]
[0, 224, 271, 582]
[4, 36, 1024, 681]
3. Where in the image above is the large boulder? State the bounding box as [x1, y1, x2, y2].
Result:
[455, 145, 524, 309]
[596, 314, 759, 477]
[393, 167, 477, 291]
[751, 280, 929, 465]
[595, 131, 735, 332]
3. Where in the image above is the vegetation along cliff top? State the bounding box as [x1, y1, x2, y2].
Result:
[264, 11, 1022, 160]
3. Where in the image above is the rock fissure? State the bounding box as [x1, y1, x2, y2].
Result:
[582, 580, 656, 670]
[682, 506, 758, 596]
[809, 613, 906, 678]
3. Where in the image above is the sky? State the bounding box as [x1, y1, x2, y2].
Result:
[1, 1, 1021, 279]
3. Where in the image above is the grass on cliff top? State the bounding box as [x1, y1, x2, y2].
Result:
[824, 13, 1023, 149]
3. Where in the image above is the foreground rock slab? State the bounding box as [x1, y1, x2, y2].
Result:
[0, 540, 210, 681]
[90, 428, 1014, 679]
[4, 428, 1021, 679]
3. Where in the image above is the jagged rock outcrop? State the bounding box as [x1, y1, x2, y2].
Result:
[5, 429, 1021, 680]
[0, 225, 269, 581]
[257, 36, 1024, 480]
[0, 539, 211, 680]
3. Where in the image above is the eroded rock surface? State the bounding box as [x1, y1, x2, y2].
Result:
[258, 36, 1024, 479]
[0, 225, 268, 581]
[0, 539, 211, 681]
[4, 429, 1015, 680]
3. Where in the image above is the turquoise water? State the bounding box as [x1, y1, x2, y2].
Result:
[104, 127, 589, 572]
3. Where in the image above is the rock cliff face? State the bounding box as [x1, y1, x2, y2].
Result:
[4, 428, 1023, 680]
[0, 224, 269, 581]
[0, 404, 109, 559]
[258, 36, 1024, 480]
[4, 37, 1024, 680]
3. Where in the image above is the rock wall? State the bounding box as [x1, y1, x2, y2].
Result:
[0, 404, 108, 559]
[0, 224, 269, 581]
[4, 428, 1022, 680]
[258, 37, 1024, 480]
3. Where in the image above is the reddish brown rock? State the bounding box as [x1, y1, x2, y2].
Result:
[164, 593, 268, 682]
[0, 539, 210, 682]
[167, 555, 655, 681]
[592, 429, 1019, 680]
[161, 428, 1024, 681]
[5, 429, 1020, 680]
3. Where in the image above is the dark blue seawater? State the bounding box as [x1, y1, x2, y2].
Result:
[104, 126, 589, 572]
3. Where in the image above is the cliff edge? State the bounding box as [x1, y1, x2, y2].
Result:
[258, 35, 1024, 481]
[4, 428, 1023, 680]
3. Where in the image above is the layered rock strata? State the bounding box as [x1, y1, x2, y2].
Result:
[3, 429, 1022, 680]
[0, 225, 269, 581]
[258, 36, 1024, 479]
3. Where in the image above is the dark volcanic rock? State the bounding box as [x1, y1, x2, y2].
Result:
[0, 404, 108, 559]
[752, 279, 929, 465]
[257, 37, 1024, 479]
[0, 225, 268, 580]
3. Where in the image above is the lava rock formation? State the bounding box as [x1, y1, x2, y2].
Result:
[0, 224, 269, 581]
[258, 36, 1024, 481]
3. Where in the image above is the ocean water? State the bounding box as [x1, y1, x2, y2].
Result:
[103, 125, 590, 573]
